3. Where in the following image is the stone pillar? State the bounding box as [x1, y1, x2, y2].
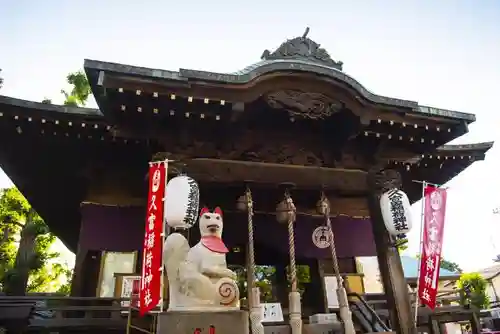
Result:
[367, 168, 415, 334]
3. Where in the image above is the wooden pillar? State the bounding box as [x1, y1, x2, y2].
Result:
[470, 310, 481, 334]
[429, 316, 441, 334]
[367, 168, 416, 334]
[70, 245, 87, 296]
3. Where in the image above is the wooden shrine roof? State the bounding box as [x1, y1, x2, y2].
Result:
[0, 31, 495, 251]
[85, 56, 475, 123]
[84, 29, 475, 125]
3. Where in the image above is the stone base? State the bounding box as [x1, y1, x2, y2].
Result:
[156, 310, 249, 334]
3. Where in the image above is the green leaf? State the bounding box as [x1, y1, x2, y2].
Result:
[457, 272, 490, 309]
[61, 70, 91, 107]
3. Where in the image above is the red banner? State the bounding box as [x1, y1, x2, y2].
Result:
[418, 186, 448, 310]
[139, 162, 167, 315]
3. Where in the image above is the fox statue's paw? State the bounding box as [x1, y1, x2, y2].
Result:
[215, 277, 239, 307]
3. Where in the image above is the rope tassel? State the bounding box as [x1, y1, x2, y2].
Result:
[246, 187, 264, 334]
[284, 190, 302, 334]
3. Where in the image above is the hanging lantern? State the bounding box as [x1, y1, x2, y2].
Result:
[164, 175, 200, 229]
[316, 196, 330, 215]
[236, 194, 248, 212]
[276, 200, 288, 223]
[379, 188, 413, 236]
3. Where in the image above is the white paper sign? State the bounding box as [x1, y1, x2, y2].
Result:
[261, 303, 284, 322]
[379, 188, 413, 236]
[324, 276, 339, 308]
[120, 275, 141, 307]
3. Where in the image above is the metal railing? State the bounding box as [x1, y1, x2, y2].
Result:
[347, 292, 391, 332]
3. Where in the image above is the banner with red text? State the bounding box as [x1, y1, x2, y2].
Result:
[418, 186, 448, 310]
[139, 162, 167, 315]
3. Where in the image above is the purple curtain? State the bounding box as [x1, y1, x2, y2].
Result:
[79, 204, 376, 258]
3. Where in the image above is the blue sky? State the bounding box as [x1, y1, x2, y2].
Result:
[1, 0, 500, 272]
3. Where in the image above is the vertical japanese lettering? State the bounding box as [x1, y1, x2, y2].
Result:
[183, 178, 200, 227]
[387, 189, 409, 232]
[418, 186, 447, 310]
[140, 162, 167, 315]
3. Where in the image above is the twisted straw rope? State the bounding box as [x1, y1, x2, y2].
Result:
[285, 192, 297, 292]
[246, 187, 256, 290]
[320, 194, 343, 287]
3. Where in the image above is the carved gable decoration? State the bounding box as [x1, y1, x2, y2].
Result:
[261, 28, 344, 71]
[266, 90, 343, 120]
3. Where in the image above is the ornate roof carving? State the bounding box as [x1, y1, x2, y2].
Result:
[266, 90, 343, 120]
[260, 28, 343, 71]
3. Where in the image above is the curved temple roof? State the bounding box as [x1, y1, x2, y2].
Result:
[85, 28, 475, 123]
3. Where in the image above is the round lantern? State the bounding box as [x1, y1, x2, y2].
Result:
[275, 200, 288, 223]
[236, 194, 248, 212]
[164, 175, 200, 229]
[379, 188, 413, 236]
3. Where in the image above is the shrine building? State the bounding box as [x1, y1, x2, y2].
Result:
[0, 30, 492, 333]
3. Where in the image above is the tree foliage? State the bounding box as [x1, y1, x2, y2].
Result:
[457, 272, 490, 309]
[0, 188, 71, 294]
[0, 68, 3, 89]
[440, 258, 462, 273]
[233, 264, 311, 305]
[396, 237, 408, 253]
[61, 71, 91, 106]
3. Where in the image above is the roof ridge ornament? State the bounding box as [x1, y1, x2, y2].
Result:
[261, 27, 344, 71]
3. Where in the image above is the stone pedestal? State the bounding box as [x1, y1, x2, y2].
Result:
[156, 310, 249, 334]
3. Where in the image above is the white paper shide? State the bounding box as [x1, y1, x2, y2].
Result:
[164, 175, 200, 229]
[380, 188, 413, 236]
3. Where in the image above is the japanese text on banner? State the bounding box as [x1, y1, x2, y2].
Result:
[139, 162, 167, 315]
[418, 186, 447, 310]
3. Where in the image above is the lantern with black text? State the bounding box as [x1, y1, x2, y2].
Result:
[379, 188, 413, 236]
[164, 175, 200, 229]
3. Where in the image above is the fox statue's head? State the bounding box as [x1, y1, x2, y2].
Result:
[199, 207, 223, 238]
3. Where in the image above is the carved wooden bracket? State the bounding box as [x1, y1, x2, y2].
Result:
[368, 168, 402, 195]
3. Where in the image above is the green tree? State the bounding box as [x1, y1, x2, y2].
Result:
[440, 258, 462, 273]
[0, 188, 70, 294]
[396, 237, 408, 253]
[61, 70, 91, 106]
[457, 272, 490, 309]
[0, 68, 3, 89]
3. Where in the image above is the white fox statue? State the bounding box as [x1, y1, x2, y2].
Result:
[163, 207, 240, 311]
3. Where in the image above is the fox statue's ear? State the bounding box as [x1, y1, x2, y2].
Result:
[214, 206, 223, 217]
[200, 207, 209, 216]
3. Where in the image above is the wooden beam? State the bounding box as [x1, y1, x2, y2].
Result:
[178, 158, 368, 191]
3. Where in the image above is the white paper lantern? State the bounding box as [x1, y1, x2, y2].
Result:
[164, 175, 200, 229]
[379, 188, 413, 236]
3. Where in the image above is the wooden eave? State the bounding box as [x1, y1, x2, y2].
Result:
[84, 58, 475, 122]
[394, 142, 493, 202]
[0, 96, 493, 250]
[85, 58, 475, 151]
[0, 96, 493, 195]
